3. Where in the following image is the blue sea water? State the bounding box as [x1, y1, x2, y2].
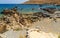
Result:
[0, 4, 40, 13]
[0, 4, 60, 14]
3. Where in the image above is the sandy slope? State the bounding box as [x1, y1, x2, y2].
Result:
[0, 18, 60, 38]
[28, 29, 58, 38]
[31, 18, 60, 34]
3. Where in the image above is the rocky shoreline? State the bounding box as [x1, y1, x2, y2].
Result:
[0, 6, 60, 38]
[0, 7, 43, 33]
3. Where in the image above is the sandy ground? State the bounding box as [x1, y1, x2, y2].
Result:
[28, 28, 58, 38]
[0, 29, 26, 38]
[0, 18, 60, 38]
[32, 18, 60, 34]
[27, 18, 60, 38]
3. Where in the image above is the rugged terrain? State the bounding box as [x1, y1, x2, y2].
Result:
[0, 7, 60, 38]
[0, 7, 42, 33]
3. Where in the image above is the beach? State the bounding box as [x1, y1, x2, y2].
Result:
[0, 4, 60, 38]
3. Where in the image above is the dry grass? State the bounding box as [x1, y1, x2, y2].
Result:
[58, 34, 60, 38]
[0, 25, 6, 33]
[19, 34, 26, 38]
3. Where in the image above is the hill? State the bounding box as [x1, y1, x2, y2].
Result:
[24, 0, 60, 4]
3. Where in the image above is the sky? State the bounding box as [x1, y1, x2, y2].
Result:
[0, 0, 28, 4]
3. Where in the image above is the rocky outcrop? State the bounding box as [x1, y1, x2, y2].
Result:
[0, 7, 42, 32]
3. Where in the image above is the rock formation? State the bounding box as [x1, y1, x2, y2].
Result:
[0, 7, 42, 33]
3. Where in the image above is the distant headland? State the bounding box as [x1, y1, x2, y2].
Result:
[24, 0, 60, 4]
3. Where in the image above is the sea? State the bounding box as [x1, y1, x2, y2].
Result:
[0, 4, 60, 13]
[0, 4, 60, 17]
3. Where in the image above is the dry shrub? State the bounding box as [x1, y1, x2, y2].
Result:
[19, 34, 26, 38]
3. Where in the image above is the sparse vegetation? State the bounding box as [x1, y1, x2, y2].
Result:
[19, 35, 26, 38]
[13, 28, 22, 31]
[58, 35, 60, 38]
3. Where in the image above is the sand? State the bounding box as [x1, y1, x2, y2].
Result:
[28, 28, 58, 38]
[31, 18, 60, 34]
